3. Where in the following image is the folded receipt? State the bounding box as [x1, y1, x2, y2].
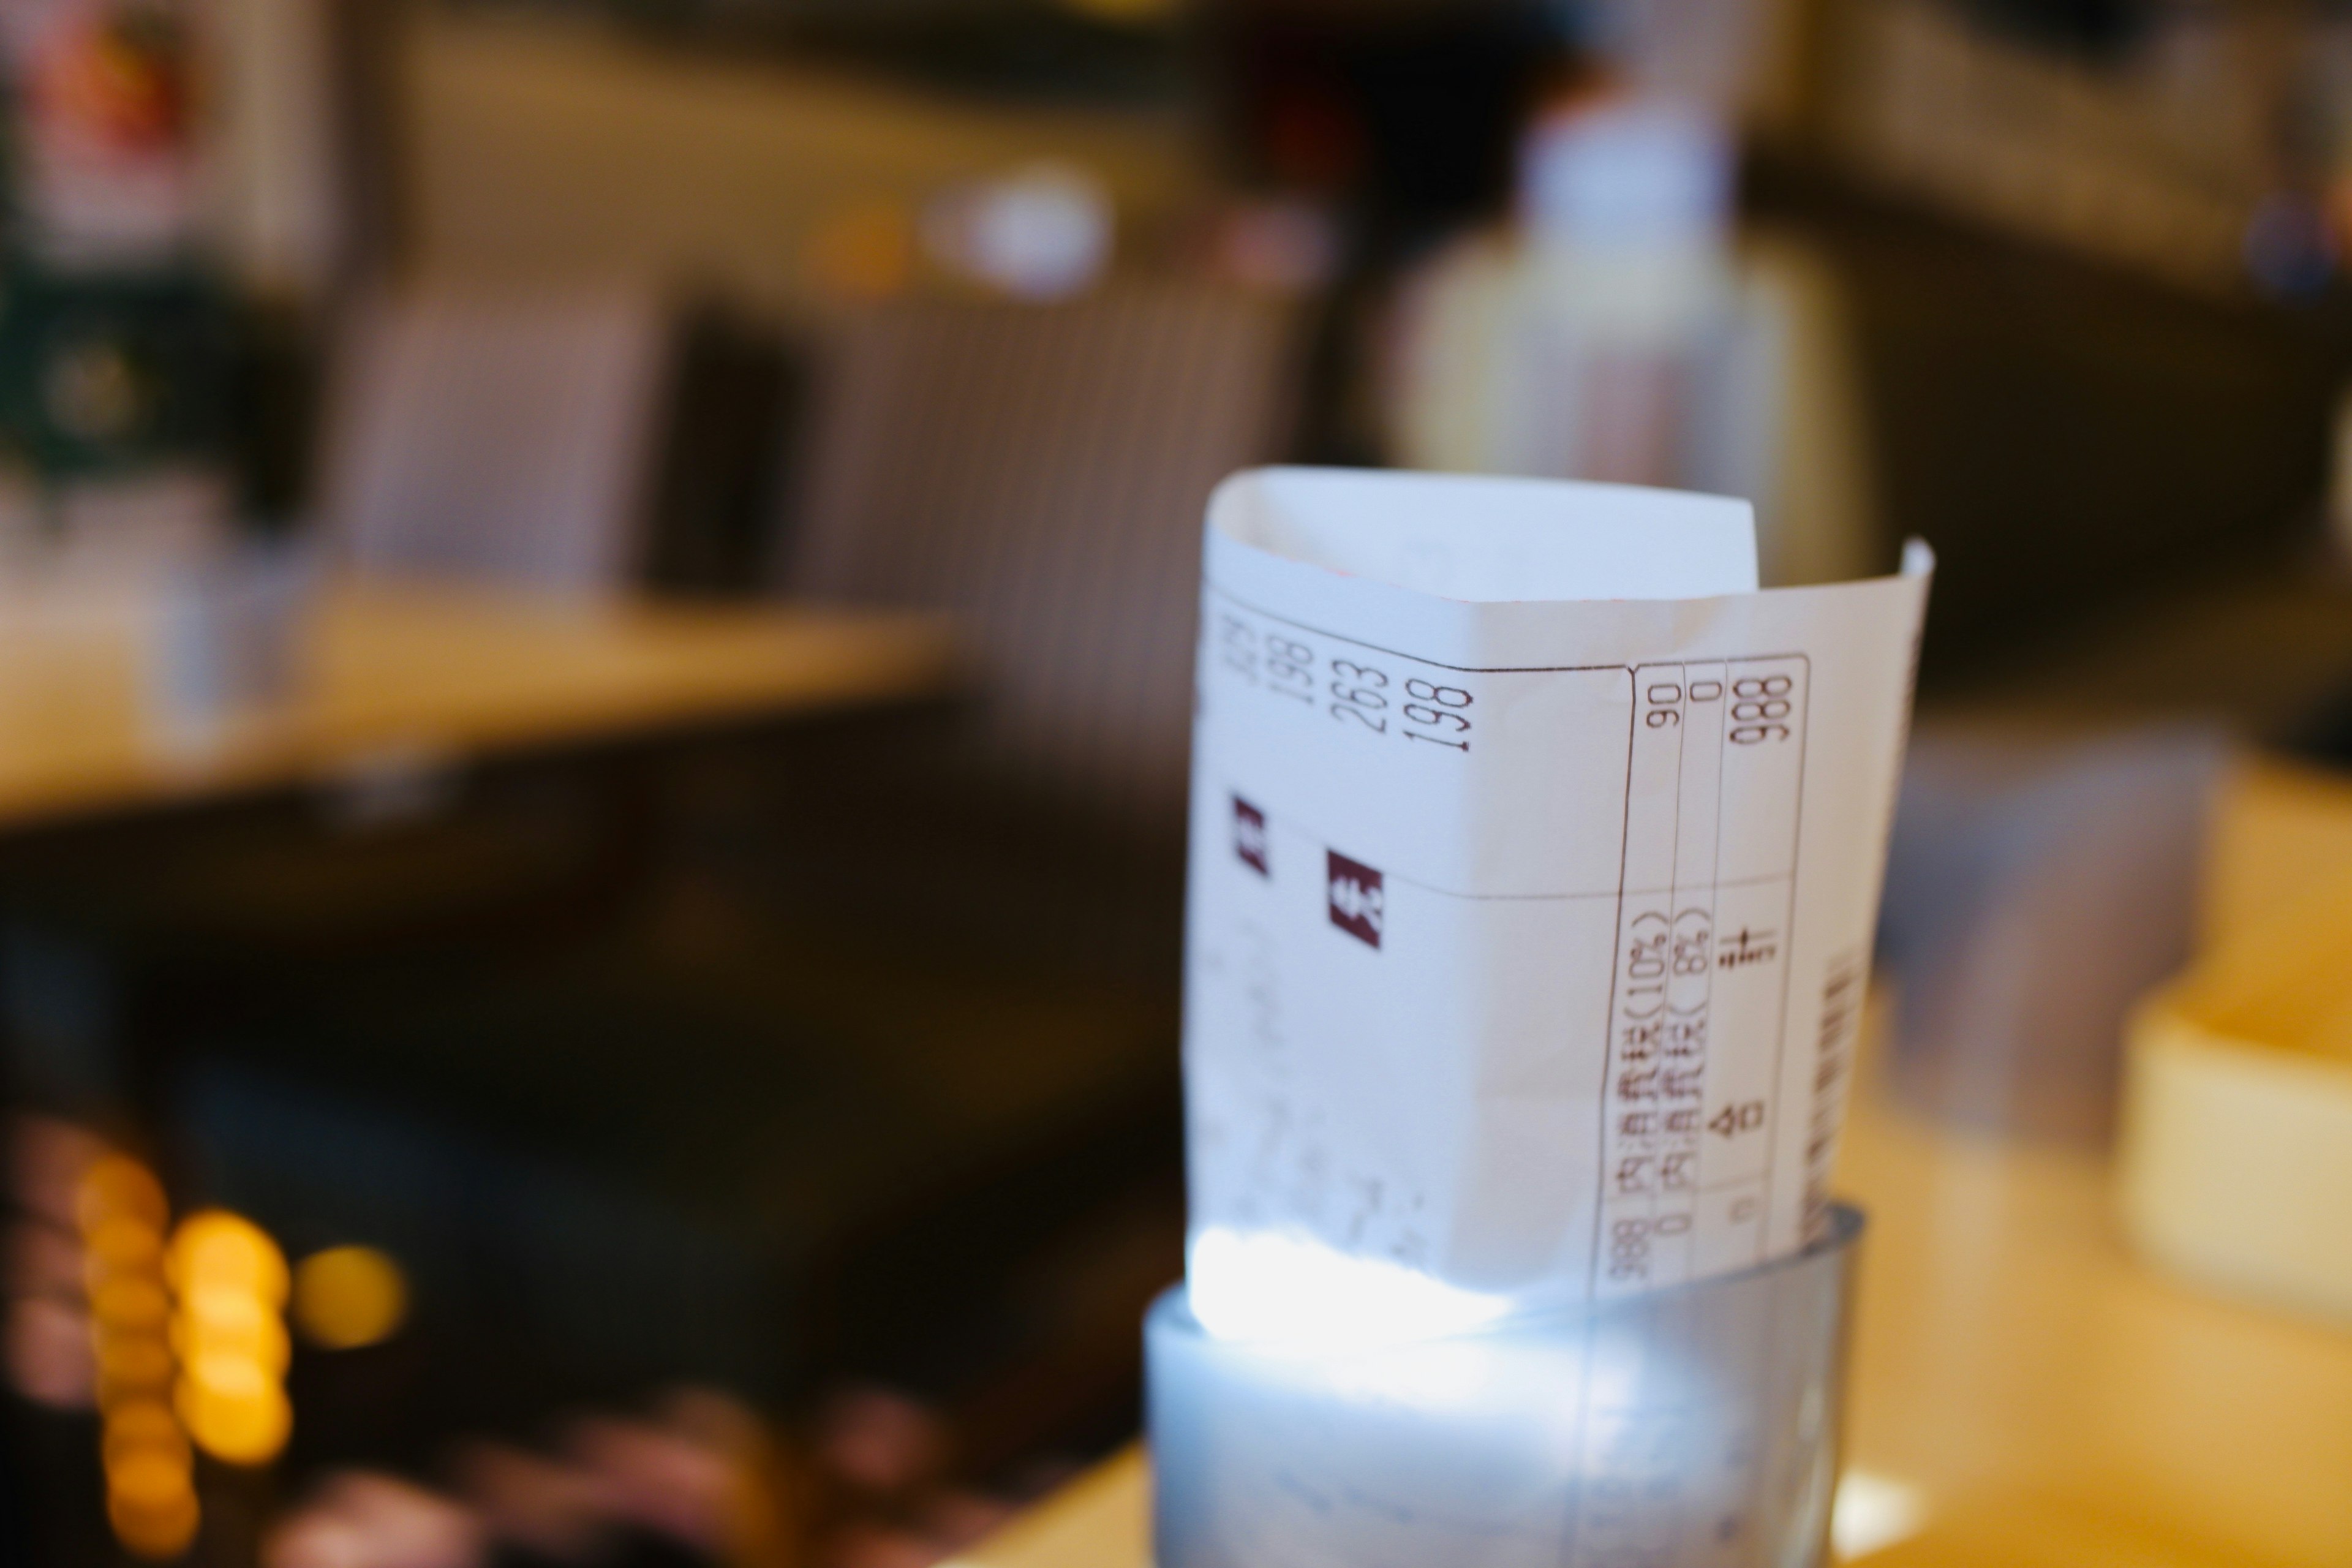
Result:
[1182, 469, 1930, 1340]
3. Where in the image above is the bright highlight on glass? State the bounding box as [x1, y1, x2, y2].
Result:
[1831, 1469, 1930, 1561]
[1185, 1226, 1513, 1348]
[292, 1245, 409, 1351]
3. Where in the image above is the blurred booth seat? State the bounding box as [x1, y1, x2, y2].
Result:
[771, 281, 1308, 982]
[322, 285, 673, 594]
[785, 281, 1306, 823]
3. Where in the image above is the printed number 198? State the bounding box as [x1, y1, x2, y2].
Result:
[1403, 679, 1472, 752]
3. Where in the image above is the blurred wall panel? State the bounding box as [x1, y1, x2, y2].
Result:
[208, 0, 347, 300]
[399, 9, 1208, 312]
[1813, 0, 2288, 298]
[1812, 204, 2346, 657]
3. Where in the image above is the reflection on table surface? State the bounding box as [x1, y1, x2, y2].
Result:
[954, 1006, 2352, 1568]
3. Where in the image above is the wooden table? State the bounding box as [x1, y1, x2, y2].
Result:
[954, 1016, 2352, 1567]
[0, 579, 957, 831]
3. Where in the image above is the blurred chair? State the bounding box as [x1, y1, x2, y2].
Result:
[784, 281, 1305, 824]
[322, 285, 671, 593]
[764, 281, 1307, 989]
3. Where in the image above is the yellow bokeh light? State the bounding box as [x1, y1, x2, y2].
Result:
[78, 1157, 168, 1234]
[173, 1288, 290, 1374]
[167, 1212, 288, 1306]
[179, 1349, 270, 1399]
[291, 1246, 410, 1351]
[176, 1368, 292, 1466]
[108, 1484, 200, 1561]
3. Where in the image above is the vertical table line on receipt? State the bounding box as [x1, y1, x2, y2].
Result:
[1591, 666, 1638, 1300]
[1749, 655, 1811, 1254]
[1597, 663, 1691, 1297]
[1674, 662, 1728, 1284]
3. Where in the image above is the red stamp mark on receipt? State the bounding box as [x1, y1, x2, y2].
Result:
[1234, 796, 1269, 877]
[1327, 852, 1384, 948]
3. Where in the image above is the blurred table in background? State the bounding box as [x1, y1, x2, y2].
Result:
[0, 580, 957, 832]
[956, 1014, 2352, 1568]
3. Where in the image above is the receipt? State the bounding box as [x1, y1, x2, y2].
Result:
[1182, 469, 1928, 1335]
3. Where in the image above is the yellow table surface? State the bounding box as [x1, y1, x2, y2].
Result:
[955, 1035, 2352, 1567]
[0, 579, 957, 831]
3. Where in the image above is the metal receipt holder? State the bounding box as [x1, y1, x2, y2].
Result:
[1148, 1205, 1865, 1568]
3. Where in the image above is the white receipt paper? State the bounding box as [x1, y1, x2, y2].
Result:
[1182, 469, 1929, 1341]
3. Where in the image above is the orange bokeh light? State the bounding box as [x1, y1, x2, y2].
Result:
[91, 1276, 172, 1332]
[83, 1215, 165, 1280]
[102, 1400, 190, 1471]
[77, 1157, 167, 1235]
[107, 1483, 199, 1562]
